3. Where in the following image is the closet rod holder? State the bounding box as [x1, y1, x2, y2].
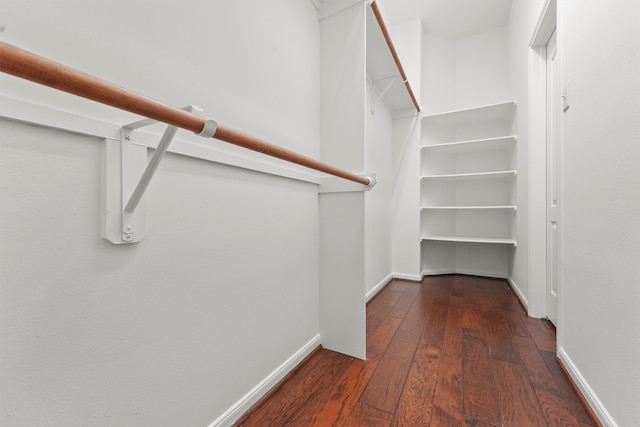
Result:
[370, 1, 421, 112]
[0, 42, 372, 187]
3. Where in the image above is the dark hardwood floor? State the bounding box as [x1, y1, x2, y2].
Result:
[234, 275, 599, 427]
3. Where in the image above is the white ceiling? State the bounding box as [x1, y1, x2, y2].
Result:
[377, 0, 513, 39]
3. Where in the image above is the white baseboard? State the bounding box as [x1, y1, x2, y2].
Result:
[210, 334, 322, 427]
[366, 273, 393, 302]
[421, 269, 455, 277]
[422, 268, 509, 280]
[557, 347, 617, 427]
[393, 272, 423, 282]
[507, 277, 529, 310]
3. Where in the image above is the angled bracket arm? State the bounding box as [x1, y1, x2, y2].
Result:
[370, 76, 397, 114]
[103, 105, 216, 244]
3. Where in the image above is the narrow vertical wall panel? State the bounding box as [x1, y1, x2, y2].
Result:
[319, 1, 367, 359]
[319, 193, 366, 358]
[392, 115, 421, 279]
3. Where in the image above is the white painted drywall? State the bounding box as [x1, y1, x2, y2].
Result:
[319, 1, 367, 359]
[0, 1, 322, 426]
[390, 21, 423, 280]
[507, 0, 548, 314]
[422, 34, 457, 114]
[455, 27, 511, 109]
[558, 0, 640, 424]
[391, 115, 422, 279]
[389, 18, 423, 111]
[365, 80, 393, 294]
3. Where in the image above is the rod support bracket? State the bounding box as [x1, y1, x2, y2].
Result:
[103, 105, 204, 244]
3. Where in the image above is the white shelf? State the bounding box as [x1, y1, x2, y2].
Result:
[421, 205, 517, 211]
[421, 135, 516, 152]
[421, 235, 517, 246]
[365, 6, 417, 112]
[421, 170, 517, 181]
[421, 100, 516, 126]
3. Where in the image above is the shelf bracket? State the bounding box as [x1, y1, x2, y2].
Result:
[102, 105, 217, 244]
[370, 76, 397, 114]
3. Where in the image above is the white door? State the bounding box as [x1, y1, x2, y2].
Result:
[546, 29, 560, 326]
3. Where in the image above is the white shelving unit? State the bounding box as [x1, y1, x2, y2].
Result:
[420, 101, 517, 277]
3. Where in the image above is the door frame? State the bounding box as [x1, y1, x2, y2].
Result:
[528, 0, 557, 319]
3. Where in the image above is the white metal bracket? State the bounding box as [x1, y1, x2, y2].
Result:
[370, 76, 397, 114]
[102, 105, 216, 244]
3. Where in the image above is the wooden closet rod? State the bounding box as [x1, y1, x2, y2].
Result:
[0, 42, 370, 186]
[370, 1, 421, 113]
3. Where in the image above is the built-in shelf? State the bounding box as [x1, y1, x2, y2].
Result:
[421, 135, 517, 152]
[420, 99, 518, 276]
[365, 5, 419, 112]
[421, 100, 516, 126]
[421, 170, 517, 181]
[421, 205, 517, 211]
[421, 235, 517, 246]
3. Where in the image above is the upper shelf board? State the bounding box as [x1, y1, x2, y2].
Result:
[421, 135, 517, 152]
[421, 101, 516, 126]
[421, 170, 517, 181]
[365, 6, 418, 112]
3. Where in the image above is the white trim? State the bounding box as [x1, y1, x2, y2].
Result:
[0, 96, 321, 185]
[507, 277, 529, 311]
[209, 334, 322, 427]
[454, 268, 508, 280]
[366, 273, 393, 302]
[530, 0, 558, 48]
[527, 0, 557, 319]
[557, 348, 618, 427]
[393, 272, 423, 282]
[422, 269, 456, 277]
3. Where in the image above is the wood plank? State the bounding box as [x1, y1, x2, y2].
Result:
[502, 307, 531, 338]
[462, 333, 501, 425]
[367, 287, 403, 337]
[239, 349, 350, 427]
[451, 275, 465, 297]
[359, 296, 427, 413]
[492, 359, 547, 427]
[540, 350, 598, 426]
[341, 403, 393, 427]
[515, 336, 589, 426]
[462, 281, 482, 331]
[388, 282, 421, 319]
[390, 279, 443, 425]
[482, 309, 522, 363]
[464, 417, 500, 427]
[442, 296, 464, 357]
[367, 316, 403, 359]
[297, 357, 379, 426]
[430, 356, 464, 426]
[463, 302, 482, 331]
[391, 345, 441, 426]
[527, 318, 557, 352]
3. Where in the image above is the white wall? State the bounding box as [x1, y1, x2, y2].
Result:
[421, 33, 456, 114]
[507, 0, 548, 313]
[558, 0, 640, 425]
[0, 1, 322, 426]
[390, 19, 423, 111]
[365, 81, 393, 295]
[508, 0, 640, 424]
[455, 27, 510, 109]
[318, 1, 367, 359]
